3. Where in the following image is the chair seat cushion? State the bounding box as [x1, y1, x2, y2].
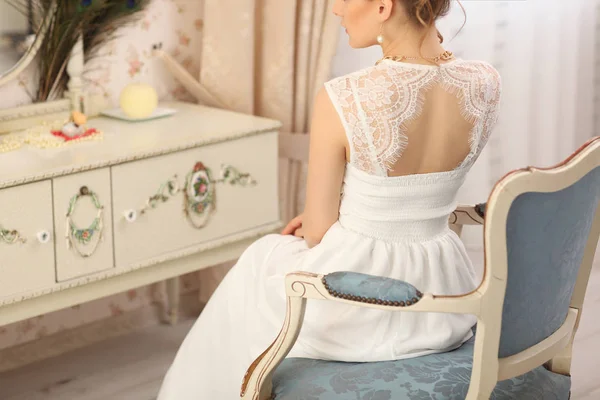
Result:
[272, 336, 570, 399]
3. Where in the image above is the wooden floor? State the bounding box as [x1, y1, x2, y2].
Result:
[0, 320, 194, 400]
[1, 267, 600, 400]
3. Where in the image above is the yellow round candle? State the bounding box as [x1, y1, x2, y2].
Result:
[119, 83, 158, 119]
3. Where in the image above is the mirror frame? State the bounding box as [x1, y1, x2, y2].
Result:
[0, 2, 86, 134]
[0, 1, 51, 87]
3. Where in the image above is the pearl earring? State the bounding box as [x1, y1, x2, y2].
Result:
[377, 25, 384, 45]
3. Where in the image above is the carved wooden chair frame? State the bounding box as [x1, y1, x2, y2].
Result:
[242, 136, 600, 400]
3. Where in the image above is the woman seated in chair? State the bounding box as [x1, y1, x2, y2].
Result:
[157, 0, 502, 398]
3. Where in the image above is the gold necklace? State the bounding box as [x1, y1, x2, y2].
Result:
[376, 50, 455, 66]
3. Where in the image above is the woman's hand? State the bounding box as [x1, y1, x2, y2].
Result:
[282, 214, 303, 236]
[293, 227, 305, 238]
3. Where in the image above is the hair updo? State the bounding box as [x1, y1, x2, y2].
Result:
[404, 0, 452, 27]
[400, 0, 462, 43]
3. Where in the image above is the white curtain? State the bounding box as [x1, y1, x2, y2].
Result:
[329, 0, 600, 251]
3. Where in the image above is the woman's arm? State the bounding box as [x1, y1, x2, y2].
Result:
[301, 87, 348, 248]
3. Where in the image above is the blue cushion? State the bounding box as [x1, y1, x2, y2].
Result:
[499, 167, 600, 357]
[322, 272, 422, 307]
[272, 335, 570, 399]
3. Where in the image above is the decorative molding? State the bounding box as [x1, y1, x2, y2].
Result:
[0, 127, 281, 189]
[0, 99, 71, 134]
[0, 221, 282, 307]
[0, 99, 70, 123]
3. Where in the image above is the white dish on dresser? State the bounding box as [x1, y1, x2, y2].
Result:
[99, 107, 177, 122]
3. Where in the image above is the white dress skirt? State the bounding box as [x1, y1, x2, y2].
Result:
[156, 166, 479, 399]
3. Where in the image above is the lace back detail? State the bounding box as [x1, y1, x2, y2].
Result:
[325, 59, 502, 176]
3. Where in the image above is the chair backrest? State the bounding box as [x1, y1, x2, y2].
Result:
[491, 138, 600, 358]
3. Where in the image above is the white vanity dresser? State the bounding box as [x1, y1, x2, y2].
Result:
[0, 102, 282, 327]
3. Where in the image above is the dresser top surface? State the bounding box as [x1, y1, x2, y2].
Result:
[0, 102, 281, 188]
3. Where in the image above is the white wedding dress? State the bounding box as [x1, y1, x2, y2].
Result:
[157, 58, 502, 399]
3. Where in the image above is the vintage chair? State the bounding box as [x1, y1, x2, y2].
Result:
[241, 137, 600, 400]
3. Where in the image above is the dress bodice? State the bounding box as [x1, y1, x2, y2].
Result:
[325, 58, 502, 241]
[339, 164, 467, 241]
[324, 58, 502, 177]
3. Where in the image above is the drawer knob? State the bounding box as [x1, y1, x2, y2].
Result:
[123, 209, 137, 222]
[37, 230, 51, 244]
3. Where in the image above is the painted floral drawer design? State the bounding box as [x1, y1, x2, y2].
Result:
[52, 168, 115, 282]
[111, 133, 279, 268]
[0, 181, 55, 297]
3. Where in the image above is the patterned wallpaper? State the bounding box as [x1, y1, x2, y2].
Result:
[0, 0, 202, 109]
[85, 0, 203, 107]
[0, 0, 204, 351]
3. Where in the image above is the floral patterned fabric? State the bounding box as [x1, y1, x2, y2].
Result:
[0, 0, 202, 110]
[499, 166, 600, 357]
[323, 272, 421, 305]
[273, 334, 571, 399]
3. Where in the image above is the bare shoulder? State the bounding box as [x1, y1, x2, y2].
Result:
[310, 86, 346, 145]
[313, 86, 338, 122]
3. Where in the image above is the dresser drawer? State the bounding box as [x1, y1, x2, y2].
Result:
[0, 181, 55, 298]
[112, 132, 279, 268]
[53, 168, 115, 282]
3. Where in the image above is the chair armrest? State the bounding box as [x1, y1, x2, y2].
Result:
[449, 203, 486, 226]
[323, 271, 423, 306]
[241, 271, 484, 399]
[288, 271, 482, 315]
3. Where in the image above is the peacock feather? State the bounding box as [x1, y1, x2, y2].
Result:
[5, 0, 149, 101]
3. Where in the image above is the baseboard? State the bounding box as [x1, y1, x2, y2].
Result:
[0, 291, 202, 373]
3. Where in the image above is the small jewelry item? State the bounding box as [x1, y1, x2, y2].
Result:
[52, 111, 99, 142]
[376, 0, 385, 44]
[376, 23, 384, 45]
[376, 50, 455, 66]
[25, 119, 103, 149]
[65, 186, 104, 258]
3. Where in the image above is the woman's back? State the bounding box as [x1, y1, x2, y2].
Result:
[325, 58, 502, 178]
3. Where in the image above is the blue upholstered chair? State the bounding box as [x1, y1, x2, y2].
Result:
[241, 137, 600, 400]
